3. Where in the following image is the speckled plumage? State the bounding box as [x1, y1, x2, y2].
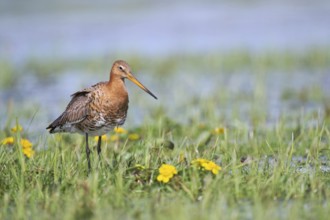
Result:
[47, 81, 128, 136]
[47, 60, 157, 171]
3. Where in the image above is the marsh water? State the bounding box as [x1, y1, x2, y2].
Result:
[1, 1, 330, 61]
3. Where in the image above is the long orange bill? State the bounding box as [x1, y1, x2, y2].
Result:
[127, 73, 158, 100]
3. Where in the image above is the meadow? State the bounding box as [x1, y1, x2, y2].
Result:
[1, 48, 330, 219]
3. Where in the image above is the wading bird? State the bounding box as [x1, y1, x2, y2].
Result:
[47, 60, 157, 170]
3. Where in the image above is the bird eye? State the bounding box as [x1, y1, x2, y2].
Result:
[119, 65, 124, 71]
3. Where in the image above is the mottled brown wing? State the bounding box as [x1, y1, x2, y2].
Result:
[46, 91, 91, 132]
[64, 91, 91, 123]
[47, 82, 106, 133]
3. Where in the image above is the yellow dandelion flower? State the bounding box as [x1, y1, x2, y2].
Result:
[23, 147, 35, 158]
[157, 174, 170, 183]
[1, 137, 15, 145]
[94, 135, 107, 142]
[213, 127, 225, 135]
[11, 125, 23, 132]
[20, 139, 33, 149]
[157, 164, 177, 183]
[192, 158, 221, 175]
[20, 139, 34, 158]
[1, 137, 35, 158]
[201, 161, 221, 174]
[191, 158, 209, 166]
[114, 127, 127, 134]
[128, 133, 140, 141]
[110, 134, 119, 142]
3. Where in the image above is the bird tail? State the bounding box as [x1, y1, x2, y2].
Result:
[46, 114, 64, 133]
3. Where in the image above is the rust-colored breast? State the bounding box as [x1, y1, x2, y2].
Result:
[76, 79, 129, 135]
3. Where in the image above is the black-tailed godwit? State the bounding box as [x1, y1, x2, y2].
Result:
[47, 60, 157, 170]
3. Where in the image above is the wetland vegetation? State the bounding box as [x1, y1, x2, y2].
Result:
[1, 48, 330, 219]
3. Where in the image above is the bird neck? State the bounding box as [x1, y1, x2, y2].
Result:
[106, 76, 129, 110]
[109, 73, 123, 84]
[108, 74, 128, 96]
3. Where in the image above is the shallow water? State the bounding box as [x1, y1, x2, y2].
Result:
[1, 0, 330, 62]
[1, 68, 328, 133]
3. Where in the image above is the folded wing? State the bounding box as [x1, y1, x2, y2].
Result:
[46, 90, 92, 133]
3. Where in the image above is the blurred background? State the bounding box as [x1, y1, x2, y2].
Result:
[0, 0, 329, 134]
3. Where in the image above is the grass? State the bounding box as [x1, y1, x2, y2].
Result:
[1, 48, 330, 219]
[0, 111, 330, 220]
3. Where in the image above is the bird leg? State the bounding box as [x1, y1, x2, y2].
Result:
[97, 135, 102, 158]
[85, 133, 91, 171]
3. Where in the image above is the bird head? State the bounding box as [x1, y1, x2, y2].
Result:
[111, 60, 158, 100]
